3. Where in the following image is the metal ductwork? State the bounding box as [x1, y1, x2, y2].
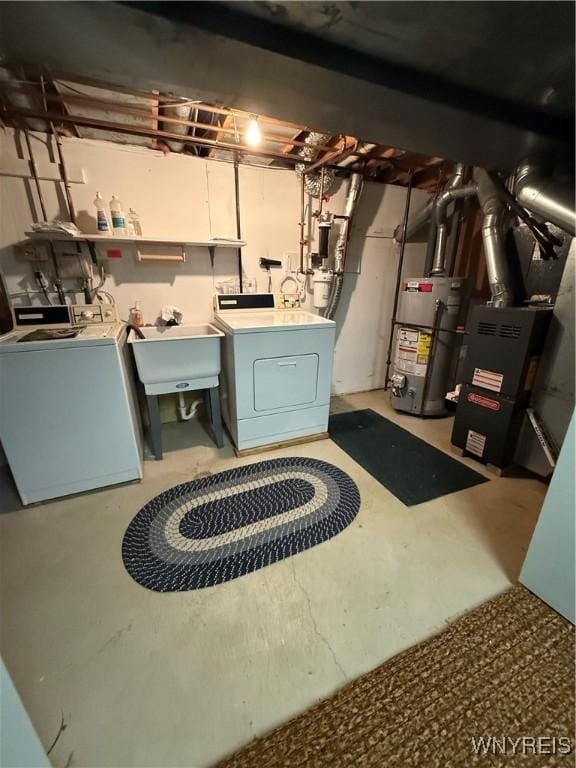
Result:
[514, 162, 576, 236]
[394, 163, 469, 245]
[295, 132, 335, 198]
[474, 168, 514, 308]
[393, 198, 433, 243]
[430, 183, 477, 275]
[324, 172, 364, 320]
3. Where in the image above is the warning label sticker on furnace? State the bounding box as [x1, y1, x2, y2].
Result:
[395, 328, 429, 376]
[466, 430, 486, 457]
[472, 367, 504, 393]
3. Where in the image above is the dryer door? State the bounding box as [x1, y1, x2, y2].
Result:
[254, 354, 319, 411]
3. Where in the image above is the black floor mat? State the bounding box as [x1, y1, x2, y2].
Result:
[329, 409, 488, 506]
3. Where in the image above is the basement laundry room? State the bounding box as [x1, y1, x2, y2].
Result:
[0, 4, 574, 768]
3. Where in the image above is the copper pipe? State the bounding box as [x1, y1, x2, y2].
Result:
[52, 128, 77, 223]
[23, 116, 66, 305]
[3, 106, 311, 163]
[40, 76, 76, 224]
[22, 128, 47, 220]
[318, 167, 325, 216]
[299, 172, 306, 273]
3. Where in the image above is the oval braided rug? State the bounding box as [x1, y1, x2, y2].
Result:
[122, 457, 360, 592]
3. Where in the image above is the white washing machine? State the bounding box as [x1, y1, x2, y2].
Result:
[0, 304, 142, 505]
[214, 293, 336, 451]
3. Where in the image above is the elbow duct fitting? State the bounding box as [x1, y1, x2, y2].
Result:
[514, 162, 576, 236]
[395, 163, 468, 244]
[474, 168, 514, 308]
[430, 183, 477, 275]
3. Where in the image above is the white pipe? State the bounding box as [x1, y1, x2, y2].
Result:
[178, 392, 200, 421]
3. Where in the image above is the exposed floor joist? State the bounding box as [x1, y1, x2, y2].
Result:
[0, 73, 453, 189]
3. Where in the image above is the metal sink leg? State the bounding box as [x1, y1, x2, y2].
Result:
[204, 386, 224, 448]
[146, 394, 163, 460]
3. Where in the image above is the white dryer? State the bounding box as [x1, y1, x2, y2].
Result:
[0, 304, 142, 505]
[214, 293, 335, 452]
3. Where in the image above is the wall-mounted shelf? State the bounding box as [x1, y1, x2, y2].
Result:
[25, 232, 246, 249]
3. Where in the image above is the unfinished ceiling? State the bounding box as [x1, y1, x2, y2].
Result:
[0, 73, 450, 190]
[0, 2, 573, 171]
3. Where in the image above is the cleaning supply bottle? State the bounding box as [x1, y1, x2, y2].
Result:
[94, 192, 110, 232]
[110, 195, 127, 235]
[127, 208, 142, 237]
[130, 300, 144, 327]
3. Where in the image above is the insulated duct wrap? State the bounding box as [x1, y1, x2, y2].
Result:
[295, 132, 335, 198]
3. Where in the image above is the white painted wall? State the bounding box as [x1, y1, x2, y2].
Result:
[0, 128, 429, 395]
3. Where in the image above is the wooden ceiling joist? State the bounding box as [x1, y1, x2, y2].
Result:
[0, 72, 450, 188]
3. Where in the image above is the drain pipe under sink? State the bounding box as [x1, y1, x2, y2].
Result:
[178, 393, 200, 421]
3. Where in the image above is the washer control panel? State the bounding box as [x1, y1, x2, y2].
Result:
[14, 303, 119, 330]
[215, 293, 300, 312]
[70, 304, 119, 325]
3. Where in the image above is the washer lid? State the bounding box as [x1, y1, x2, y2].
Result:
[0, 323, 122, 352]
[215, 310, 335, 334]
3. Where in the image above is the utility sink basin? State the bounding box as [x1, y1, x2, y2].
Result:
[128, 324, 224, 395]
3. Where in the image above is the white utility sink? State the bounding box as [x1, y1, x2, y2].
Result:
[128, 324, 224, 395]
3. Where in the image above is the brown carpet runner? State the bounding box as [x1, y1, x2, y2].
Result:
[217, 585, 574, 767]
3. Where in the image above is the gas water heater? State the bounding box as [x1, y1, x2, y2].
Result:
[391, 277, 466, 416]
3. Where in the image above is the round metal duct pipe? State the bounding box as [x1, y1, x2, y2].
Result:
[515, 162, 575, 236]
[474, 168, 514, 307]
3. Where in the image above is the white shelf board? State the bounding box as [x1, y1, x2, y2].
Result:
[25, 232, 246, 248]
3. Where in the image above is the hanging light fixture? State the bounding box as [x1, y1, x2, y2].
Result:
[245, 116, 261, 147]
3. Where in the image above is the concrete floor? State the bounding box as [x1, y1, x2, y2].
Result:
[0, 391, 546, 768]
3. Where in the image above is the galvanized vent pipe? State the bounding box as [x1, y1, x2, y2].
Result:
[324, 172, 364, 320]
[430, 183, 477, 275]
[474, 168, 514, 307]
[393, 198, 433, 243]
[394, 163, 468, 246]
[514, 162, 575, 236]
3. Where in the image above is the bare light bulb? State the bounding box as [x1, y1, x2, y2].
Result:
[246, 118, 261, 147]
